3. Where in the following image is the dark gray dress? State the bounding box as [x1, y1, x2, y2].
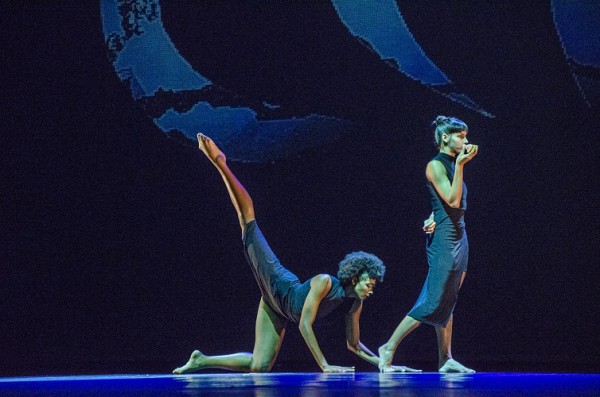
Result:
[408, 152, 469, 327]
[243, 220, 354, 324]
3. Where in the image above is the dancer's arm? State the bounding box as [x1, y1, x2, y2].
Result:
[345, 300, 380, 366]
[197, 134, 255, 231]
[426, 145, 478, 208]
[346, 301, 422, 372]
[299, 275, 355, 373]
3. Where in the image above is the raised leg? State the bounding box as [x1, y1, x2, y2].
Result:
[378, 315, 421, 372]
[197, 133, 255, 232]
[173, 298, 287, 373]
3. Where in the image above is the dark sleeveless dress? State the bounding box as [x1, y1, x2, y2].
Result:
[407, 152, 468, 327]
[243, 220, 354, 324]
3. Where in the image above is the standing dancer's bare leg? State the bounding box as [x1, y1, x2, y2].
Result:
[377, 316, 421, 372]
[437, 272, 474, 373]
[172, 134, 287, 373]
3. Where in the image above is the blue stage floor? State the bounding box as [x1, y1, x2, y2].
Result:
[1, 373, 599, 396]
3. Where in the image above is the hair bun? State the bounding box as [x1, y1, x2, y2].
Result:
[432, 115, 447, 127]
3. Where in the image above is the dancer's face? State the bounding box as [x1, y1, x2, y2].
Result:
[444, 130, 469, 155]
[353, 273, 377, 300]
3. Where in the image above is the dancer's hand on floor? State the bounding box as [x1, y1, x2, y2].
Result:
[322, 364, 355, 373]
[389, 365, 422, 373]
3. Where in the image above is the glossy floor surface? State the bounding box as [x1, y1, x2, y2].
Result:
[1, 372, 599, 396]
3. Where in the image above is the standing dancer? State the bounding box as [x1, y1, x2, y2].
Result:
[174, 134, 410, 373]
[378, 116, 478, 373]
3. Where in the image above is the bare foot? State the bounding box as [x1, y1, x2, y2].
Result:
[439, 359, 475, 373]
[378, 345, 395, 372]
[173, 350, 206, 374]
[197, 133, 226, 165]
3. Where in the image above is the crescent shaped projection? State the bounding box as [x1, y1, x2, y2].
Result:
[551, 0, 600, 109]
[100, 0, 350, 162]
[330, 0, 493, 117]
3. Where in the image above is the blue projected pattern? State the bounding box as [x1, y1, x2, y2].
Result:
[100, 0, 349, 162]
[100, 1, 208, 94]
[331, 0, 450, 85]
[551, 0, 600, 108]
[101, 1, 596, 162]
[100, 0, 498, 162]
[330, 0, 493, 117]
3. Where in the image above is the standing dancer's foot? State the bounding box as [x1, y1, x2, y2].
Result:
[439, 359, 475, 373]
[378, 345, 395, 372]
[173, 350, 206, 374]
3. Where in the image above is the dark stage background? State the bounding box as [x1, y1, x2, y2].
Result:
[2, 1, 599, 376]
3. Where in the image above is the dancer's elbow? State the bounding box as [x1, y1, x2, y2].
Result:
[346, 342, 358, 353]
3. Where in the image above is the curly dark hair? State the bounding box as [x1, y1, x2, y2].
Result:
[337, 251, 385, 286]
